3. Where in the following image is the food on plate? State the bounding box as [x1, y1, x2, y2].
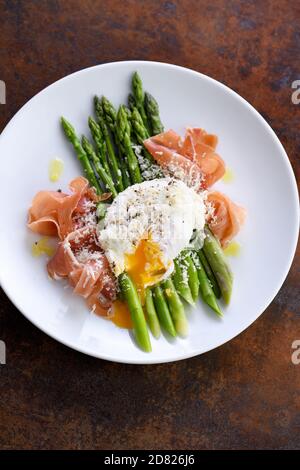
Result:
[28, 72, 246, 352]
[206, 191, 246, 247]
[28, 176, 109, 239]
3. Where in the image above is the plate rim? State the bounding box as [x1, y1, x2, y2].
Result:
[0, 60, 299, 364]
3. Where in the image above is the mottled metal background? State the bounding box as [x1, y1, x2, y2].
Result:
[0, 0, 299, 450]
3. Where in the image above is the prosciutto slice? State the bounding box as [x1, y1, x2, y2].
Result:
[47, 226, 116, 316]
[143, 138, 204, 191]
[28, 176, 109, 239]
[28, 177, 114, 315]
[207, 191, 246, 247]
[144, 128, 225, 189]
[182, 128, 225, 187]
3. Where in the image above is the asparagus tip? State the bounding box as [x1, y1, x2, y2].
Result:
[60, 117, 74, 139]
[60, 116, 68, 126]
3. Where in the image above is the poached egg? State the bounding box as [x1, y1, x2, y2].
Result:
[98, 178, 206, 303]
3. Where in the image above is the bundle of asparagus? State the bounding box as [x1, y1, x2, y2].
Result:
[61, 72, 232, 352]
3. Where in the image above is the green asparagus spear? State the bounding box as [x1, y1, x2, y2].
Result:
[198, 250, 221, 299]
[88, 117, 111, 175]
[131, 106, 150, 142]
[130, 107, 164, 181]
[61, 117, 101, 194]
[131, 108, 156, 165]
[161, 279, 188, 337]
[128, 92, 136, 111]
[145, 288, 161, 339]
[119, 273, 151, 352]
[130, 107, 154, 161]
[172, 257, 194, 305]
[191, 251, 222, 316]
[81, 136, 118, 198]
[121, 104, 138, 146]
[94, 96, 124, 192]
[185, 254, 200, 302]
[202, 227, 233, 304]
[101, 97, 131, 188]
[152, 286, 176, 337]
[115, 105, 142, 184]
[145, 92, 164, 135]
[123, 106, 137, 143]
[96, 201, 108, 220]
[124, 105, 132, 120]
[101, 96, 117, 132]
[132, 72, 151, 134]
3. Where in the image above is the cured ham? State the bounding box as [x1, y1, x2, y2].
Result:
[28, 176, 109, 239]
[143, 138, 204, 191]
[150, 129, 183, 152]
[207, 191, 246, 247]
[28, 177, 114, 315]
[47, 226, 116, 315]
[183, 128, 225, 187]
[144, 128, 225, 189]
[184, 127, 218, 151]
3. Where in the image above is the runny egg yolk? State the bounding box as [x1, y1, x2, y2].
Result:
[111, 237, 169, 328]
[125, 237, 168, 301]
[110, 300, 133, 329]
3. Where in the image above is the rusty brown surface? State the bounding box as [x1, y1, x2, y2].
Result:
[0, 0, 299, 450]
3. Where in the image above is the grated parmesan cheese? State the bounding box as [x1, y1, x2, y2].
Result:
[132, 144, 164, 181]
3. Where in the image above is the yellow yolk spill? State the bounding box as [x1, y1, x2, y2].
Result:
[124, 238, 167, 302]
[222, 168, 234, 183]
[223, 241, 241, 257]
[49, 158, 64, 182]
[32, 237, 55, 257]
[111, 237, 168, 329]
[111, 300, 133, 329]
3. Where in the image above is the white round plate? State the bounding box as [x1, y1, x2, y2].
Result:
[0, 61, 298, 364]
